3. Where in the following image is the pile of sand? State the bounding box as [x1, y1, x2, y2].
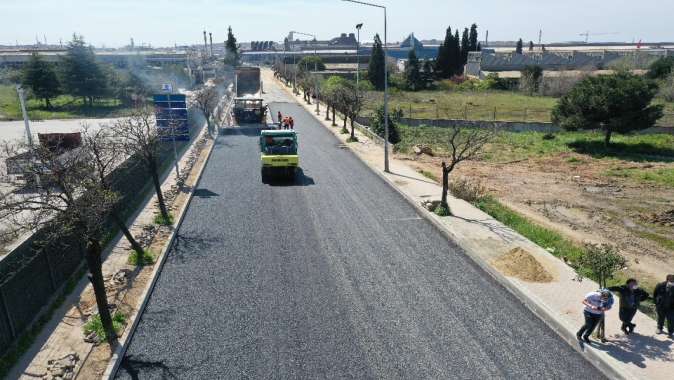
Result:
[492, 247, 553, 283]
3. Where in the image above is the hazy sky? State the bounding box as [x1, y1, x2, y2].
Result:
[2, 0, 673, 47]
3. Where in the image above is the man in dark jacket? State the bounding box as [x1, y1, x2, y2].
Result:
[654, 274, 674, 337]
[608, 279, 649, 335]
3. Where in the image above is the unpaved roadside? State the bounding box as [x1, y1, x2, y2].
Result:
[407, 152, 674, 288]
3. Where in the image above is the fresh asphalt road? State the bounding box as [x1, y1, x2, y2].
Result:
[116, 100, 604, 378]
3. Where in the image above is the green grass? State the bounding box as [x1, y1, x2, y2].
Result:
[363, 88, 674, 126]
[606, 167, 674, 188]
[397, 126, 674, 163]
[417, 169, 438, 182]
[153, 212, 174, 226]
[363, 89, 558, 122]
[128, 249, 156, 266]
[83, 312, 126, 341]
[0, 84, 138, 121]
[346, 136, 359, 143]
[634, 230, 674, 251]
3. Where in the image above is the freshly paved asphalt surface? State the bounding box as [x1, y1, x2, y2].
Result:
[116, 91, 604, 378]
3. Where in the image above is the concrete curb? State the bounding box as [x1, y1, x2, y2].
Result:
[273, 76, 634, 380]
[102, 134, 216, 380]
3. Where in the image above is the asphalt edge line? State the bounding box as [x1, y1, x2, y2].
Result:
[102, 135, 216, 380]
[273, 76, 634, 380]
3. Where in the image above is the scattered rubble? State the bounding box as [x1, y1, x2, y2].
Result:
[44, 353, 79, 380]
[420, 199, 442, 211]
[647, 209, 674, 227]
[413, 144, 434, 156]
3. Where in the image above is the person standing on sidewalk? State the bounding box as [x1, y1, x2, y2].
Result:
[277, 111, 283, 127]
[654, 274, 674, 337]
[577, 289, 613, 343]
[608, 279, 649, 335]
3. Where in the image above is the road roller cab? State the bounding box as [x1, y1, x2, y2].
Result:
[260, 130, 299, 180]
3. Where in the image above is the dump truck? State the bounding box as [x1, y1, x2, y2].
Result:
[234, 66, 265, 123]
[260, 130, 298, 181]
[6, 132, 83, 184]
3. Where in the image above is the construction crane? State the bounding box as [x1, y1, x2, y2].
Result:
[579, 31, 619, 44]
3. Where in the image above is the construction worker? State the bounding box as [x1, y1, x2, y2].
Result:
[289, 116, 294, 130]
[577, 289, 613, 343]
[654, 274, 674, 337]
[277, 111, 282, 127]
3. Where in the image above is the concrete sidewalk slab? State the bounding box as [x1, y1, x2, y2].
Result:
[264, 69, 674, 380]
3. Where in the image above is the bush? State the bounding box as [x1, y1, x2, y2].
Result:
[128, 249, 156, 266]
[540, 72, 587, 97]
[370, 104, 401, 144]
[346, 136, 359, 143]
[436, 79, 459, 91]
[153, 213, 174, 226]
[448, 178, 487, 203]
[83, 312, 126, 341]
[647, 57, 674, 80]
[659, 73, 674, 102]
[520, 65, 543, 95]
[434, 205, 450, 216]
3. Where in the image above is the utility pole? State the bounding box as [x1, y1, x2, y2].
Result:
[209, 32, 213, 57]
[16, 86, 41, 188]
[203, 30, 208, 56]
[356, 23, 363, 89]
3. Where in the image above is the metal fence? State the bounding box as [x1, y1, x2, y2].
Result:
[0, 126, 196, 358]
[366, 103, 674, 127]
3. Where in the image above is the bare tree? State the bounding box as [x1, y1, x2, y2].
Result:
[112, 107, 171, 221]
[438, 125, 495, 215]
[192, 86, 220, 136]
[81, 125, 145, 256]
[0, 140, 120, 347]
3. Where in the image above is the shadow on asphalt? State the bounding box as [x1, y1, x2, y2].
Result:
[193, 188, 219, 198]
[218, 127, 263, 136]
[263, 168, 315, 187]
[119, 354, 200, 379]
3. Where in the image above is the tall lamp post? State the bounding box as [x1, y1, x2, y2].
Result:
[343, 0, 389, 172]
[355, 23, 363, 89]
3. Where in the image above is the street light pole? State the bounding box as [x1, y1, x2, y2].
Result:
[356, 23, 363, 89]
[343, 0, 389, 172]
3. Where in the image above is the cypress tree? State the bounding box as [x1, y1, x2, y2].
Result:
[469, 24, 479, 52]
[452, 29, 462, 75]
[529, 41, 535, 51]
[60, 34, 107, 107]
[516, 38, 524, 54]
[436, 26, 453, 79]
[224, 26, 240, 65]
[461, 28, 470, 66]
[405, 49, 423, 91]
[368, 34, 386, 90]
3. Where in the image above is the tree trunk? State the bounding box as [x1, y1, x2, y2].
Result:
[111, 211, 144, 255]
[441, 162, 449, 209]
[604, 130, 612, 146]
[149, 159, 170, 220]
[350, 117, 356, 139]
[325, 103, 331, 120]
[332, 108, 336, 126]
[85, 238, 118, 347]
[343, 114, 347, 129]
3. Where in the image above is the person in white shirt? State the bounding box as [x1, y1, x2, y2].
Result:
[576, 289, 612, 343]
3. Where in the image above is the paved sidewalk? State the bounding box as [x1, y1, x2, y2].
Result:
[264, 69, 674, 379]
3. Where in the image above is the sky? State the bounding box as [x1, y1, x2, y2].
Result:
[1, 0, 673, 48]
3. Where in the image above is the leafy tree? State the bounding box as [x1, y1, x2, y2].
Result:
[460, 28, 470, 66]
[552, 72, 664, 145]
[22, 53, 60, 108]
[515, 38, 524, 54]
[193, 86, 221, 136]
[468, 24, 479, 52]
[405, 49, 423, 91]
[368, 34, 386, 90]
[297, 56, 326, 73]
[520, 65, 543, 95]
[370, 104, 400, 144]
[422, 59, 435, 87]
[647, 57, 674, 80]
[224, 26, 240, 66]
[323, 75, 348, 125]
[60, 34, 107, 107]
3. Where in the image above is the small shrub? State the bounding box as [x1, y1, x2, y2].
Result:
[436, 79, 459, 91]
[83, 312, 126, 341]
[448, 178, 487, 203]
[153, 213, 174, 226]
[128, 249, 156, 266]
[340, 127, 349, 134]
[434, 205, 450, 216]
[659, 73, 674, 102]
[542, 133, 556, 140]
[346, 136, 359, 143]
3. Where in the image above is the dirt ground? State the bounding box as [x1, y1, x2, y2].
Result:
[406, 151, 674, 290]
